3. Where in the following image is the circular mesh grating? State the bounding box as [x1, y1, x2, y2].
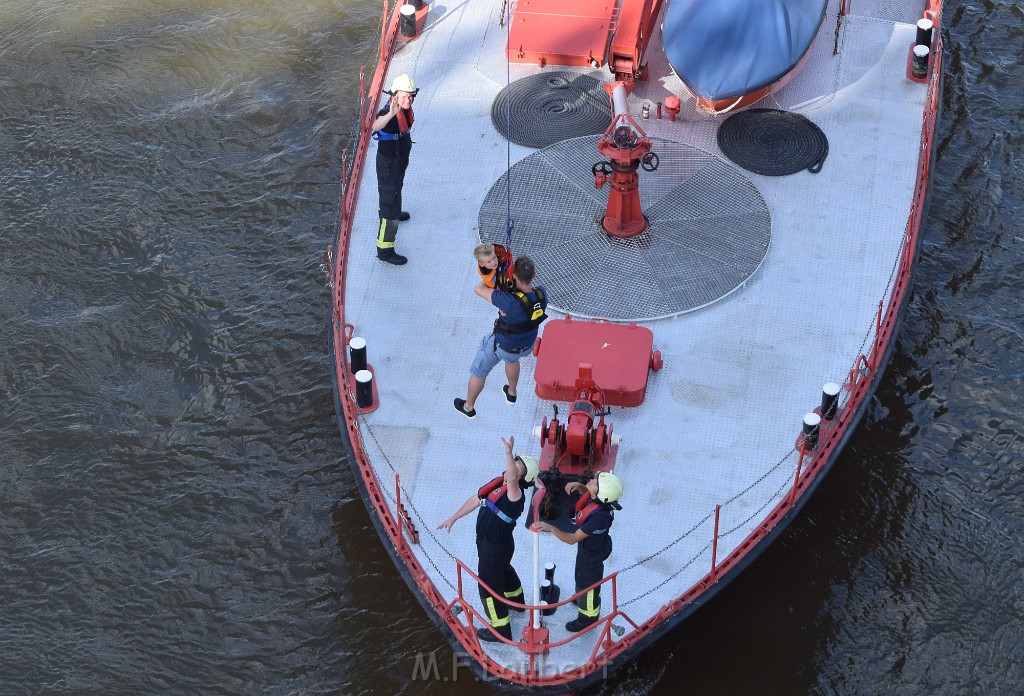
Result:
[478, 137, 771, 321]
[716, 108, 828, 176]
[491, 72, 611, 148]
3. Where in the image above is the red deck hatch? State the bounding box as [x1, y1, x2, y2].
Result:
[534, 317, 655, 407]
[507, 0, 614, 67]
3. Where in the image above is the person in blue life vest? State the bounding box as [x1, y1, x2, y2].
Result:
[531, 472, 623, 633]
[437, 435, 539, 642]
[371, 73, 418, 265]
[453, 256, 547, 419]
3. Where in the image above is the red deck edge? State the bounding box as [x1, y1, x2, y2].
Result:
[329, 1, 945, 688]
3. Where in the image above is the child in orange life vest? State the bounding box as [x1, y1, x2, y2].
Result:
[437, 435, 540, 642]
[474, 242, 515, 291]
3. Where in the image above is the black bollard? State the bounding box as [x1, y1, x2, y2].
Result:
[802, 413, 821, 450]
[400, 3, 416, 38]
[355, 369, 373, 408]
[821, 382, 840, 421]
[541, 581, 559, 615]
[349, 336, 367, 374]
[912, 45, 930, 79]
[916, 18, 934, 47]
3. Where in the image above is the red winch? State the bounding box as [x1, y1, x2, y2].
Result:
[536, 364, 619, 478]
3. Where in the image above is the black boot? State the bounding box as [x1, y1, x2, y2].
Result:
[477, 625, 513, 643]
[565, 614, 598, 633]
[375, 218, 405, 264]
[376, 247, 408, 265]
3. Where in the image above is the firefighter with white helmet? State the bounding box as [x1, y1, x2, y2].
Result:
[370, 73, 419, 265]
[532, 471, 622, 633]
[437, 435, 539, 642]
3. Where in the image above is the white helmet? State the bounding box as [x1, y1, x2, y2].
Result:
[517, 455, 539, 484]
[595, 472, 623, 503]
[389, 73, 418, 95]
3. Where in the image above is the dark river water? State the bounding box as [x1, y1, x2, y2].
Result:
[1, 1, 1020, 694]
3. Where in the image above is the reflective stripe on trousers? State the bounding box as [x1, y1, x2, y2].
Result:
[376, 218, 398, 249]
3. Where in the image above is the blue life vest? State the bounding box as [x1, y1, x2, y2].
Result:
[372, 99, 413, 141]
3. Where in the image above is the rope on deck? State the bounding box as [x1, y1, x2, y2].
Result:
[716, 108, 829, 176]
[490, 71, 610, 148]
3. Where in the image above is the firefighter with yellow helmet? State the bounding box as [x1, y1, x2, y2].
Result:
[532, 471, 622, 633]
[371, 73, 418, 265]
[437, 435, 540, 642]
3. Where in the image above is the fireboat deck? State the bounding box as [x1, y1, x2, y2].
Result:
[338, 0, 933, 679]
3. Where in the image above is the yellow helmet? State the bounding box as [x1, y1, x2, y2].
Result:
[596, 472, 623, 503]
[517, 455, 539, 484]
[389, 73, 418, 95]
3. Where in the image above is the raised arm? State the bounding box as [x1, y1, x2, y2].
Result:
[503, 435, 522, 502]
[371, 98, 401, 132]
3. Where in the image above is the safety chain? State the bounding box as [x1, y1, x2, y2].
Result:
[359, 419, 460, 592]
[721, 445, 797, 507]
[854, 229, 906, 362]
[621, 541, 713, 608]
[616, 446, 796, 605]
[617, 509, 715, 576]
[719, 475, 795, 539]
[349, 370, 551, 597]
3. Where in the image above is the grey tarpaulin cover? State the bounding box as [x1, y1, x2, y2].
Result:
[663, 0, 828, 101]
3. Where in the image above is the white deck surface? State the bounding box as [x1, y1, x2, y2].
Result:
[339, 0, 931, 676]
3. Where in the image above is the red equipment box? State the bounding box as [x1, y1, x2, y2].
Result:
[507, 0, 613, 67]
[534, 317, 655, 407]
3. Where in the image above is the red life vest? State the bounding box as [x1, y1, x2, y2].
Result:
[396, 107, 414, 134]
[478, 475, 506, 502]
[573, 494, 601, 527]
[478, 244, 515, 290]
[478, 475, 515, 524]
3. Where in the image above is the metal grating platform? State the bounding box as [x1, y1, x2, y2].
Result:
[477, 136, 772, 320]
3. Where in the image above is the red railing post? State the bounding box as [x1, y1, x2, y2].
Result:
[379, 0, 388, 58]
[394, 473, 404, 550]
[791, 441, 807, 504]
[870, 300, 884, 370]
[710, 505, 721, 581]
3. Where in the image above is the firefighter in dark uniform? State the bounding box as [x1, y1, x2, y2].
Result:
[437, 436, 539, 642]
[371, 73, 418, 265]
[532, 472, 623, 633]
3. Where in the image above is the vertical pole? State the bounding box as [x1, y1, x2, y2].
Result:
[394, 473, 403, 550]
[379, 0, 388, 58]
[872, 300, 883, 370]
[532, 525, 541, 630]
[791, 442, 806, 504]
[710, 505, 721, 581]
